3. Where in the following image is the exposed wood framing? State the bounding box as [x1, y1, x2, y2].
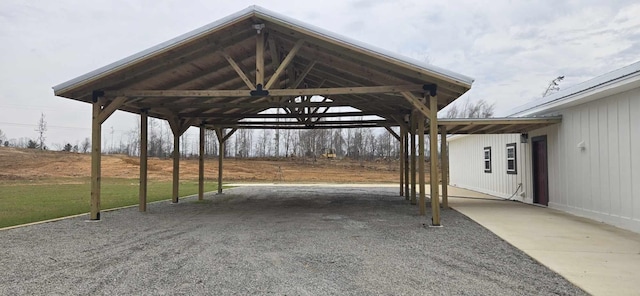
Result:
[98, 96, 127, 124]
[404, 128, 410, 200]
[172, 132, 180, 203]
[105, 84, 425, 98]
[209, 119, 390, 126]
[90, 100, 102, 220]
[399, 125, 405, 197]
[139, 110, 148, 212]
[214, 128, 226, 194]
[429, 95, 441, 226]
[221, 51, 255, 89]
[401, 92, 431, 120]
[440, 125, 449, 209]
[265, 39, 304, 89]
[418, 113, 426, 215]
[291, 61, 317, 88]
[384, 126, 400, 141]
[256, 31, 265, 86]
[410, 112, 417, 205]
[198, 125, 205, 200]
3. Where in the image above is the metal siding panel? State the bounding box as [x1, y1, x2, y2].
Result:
[630, 94, 640, 221]
[598, 101, 610, 215]
[608, 97, 621, 217]
[618, 95, 633, 218]
[589, 106, 600, 214]
[580, 106, 592, 211]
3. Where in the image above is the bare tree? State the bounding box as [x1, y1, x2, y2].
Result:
[81, 137, 91, 153]
[35, 113, 47, 150]
[0, 129, 6, 145]
[445, 99, 495, 118]
[543, 76, 565, 97]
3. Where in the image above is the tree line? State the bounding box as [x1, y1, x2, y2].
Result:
[0, 99, 494, 160]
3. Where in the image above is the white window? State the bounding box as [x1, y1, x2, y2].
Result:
[506, 143, 517, 174]
[484, 147, 491, 173]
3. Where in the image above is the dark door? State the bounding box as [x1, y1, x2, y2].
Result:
[532, 136, 549, 206]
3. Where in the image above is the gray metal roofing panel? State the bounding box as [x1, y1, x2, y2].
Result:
[53, 5, 473, 95]
[508, 60, 640, 117]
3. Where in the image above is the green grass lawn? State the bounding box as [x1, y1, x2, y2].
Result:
[0, 178, 218, 228]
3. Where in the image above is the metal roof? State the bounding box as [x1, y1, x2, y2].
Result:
[52, 5, 474, 130]
[509, 60, 640, 117]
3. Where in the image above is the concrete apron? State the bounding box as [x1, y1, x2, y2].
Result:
[444, 185, 640, 296]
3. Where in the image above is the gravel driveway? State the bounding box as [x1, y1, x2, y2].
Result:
[0, 186, 585, 295]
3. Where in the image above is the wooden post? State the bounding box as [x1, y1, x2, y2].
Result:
[399, 125, 405, 196]
[198, 125, 205, 200]
[172, 133, 180, 203]
[410, 113, 417, 205]
[404, 128, 409, 200]
[418, 113, 426, 215]
[139, 110, 148, 212]
[430, 94, 441, 226]
[90, 99, 102, 220]
[440, 126, 449, 209]
[256, 30, 265, 87]
[216, 128, 224, 194]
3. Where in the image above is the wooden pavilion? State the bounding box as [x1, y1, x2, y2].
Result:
[53, 6, 559, 226]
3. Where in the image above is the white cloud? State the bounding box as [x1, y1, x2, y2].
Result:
[0, 0, 639, 146]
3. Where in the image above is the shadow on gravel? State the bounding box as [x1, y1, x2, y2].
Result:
[0, 186, 586, 295]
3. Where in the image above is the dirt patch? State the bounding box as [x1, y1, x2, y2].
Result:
[0, 147, 404, 183]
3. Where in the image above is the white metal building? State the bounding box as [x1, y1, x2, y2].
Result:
[449, 62, 640, 233]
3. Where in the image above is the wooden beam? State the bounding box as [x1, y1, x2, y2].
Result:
[430, 95, 441, 226]
[139, 110, 148, 212]
[198, 125, 205, 201]
[291, 60, 317, 89]
[221, 51, 255, 89]
[418, 112, 426, 215]
[222, 128, 237, 143]
[404, 128, 410, 200]
[90, 100, 102, 220]
[390, 114, 409, 131]
[215, 128, 224, 194]
[178, 118, 199, 136]
[226, 124, 382, 130]
[265, 39, 304, 89]
[214, 119, 390, 126]
[172, 132, 180, 203]
[440, 126, 449, 209]
[384, 126, 400, 141]
[98, 96, 127, 124]
[256, 31, 265, 87]
[438, 117, 562, 126]
[198, 111, 383, 119]
[399, 125, 405, 197]
[401, 92, 431, 120]
[410, 112, 417, 205]
[106, 85, 424, 98]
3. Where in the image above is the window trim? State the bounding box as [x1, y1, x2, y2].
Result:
[506, 143, 517, 174]
[483, 146, 492, 173]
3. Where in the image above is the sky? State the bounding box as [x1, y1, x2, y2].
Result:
[1, 0, 640, 150]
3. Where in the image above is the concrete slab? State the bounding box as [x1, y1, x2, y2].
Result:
[446, 186, 640, 296]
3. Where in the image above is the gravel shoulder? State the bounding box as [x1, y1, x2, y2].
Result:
[0, 186, 586, 295]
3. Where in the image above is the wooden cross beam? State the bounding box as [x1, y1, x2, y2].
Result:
[221, 51, 255, 89]
[105, 84, 425, 98]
